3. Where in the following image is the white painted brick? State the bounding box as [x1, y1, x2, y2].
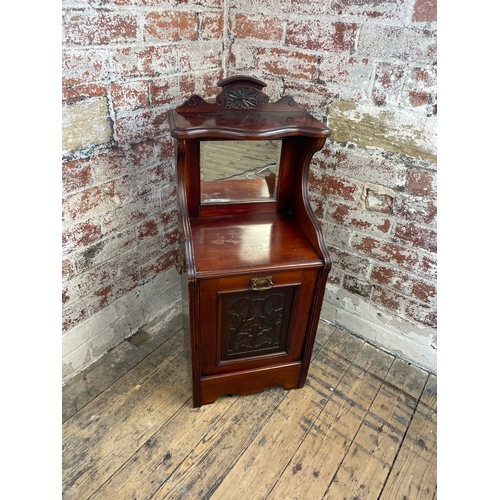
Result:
[111, 283, 147, 320]
[357, 25, 436, 63]
[228, 41, 257, 69]
[86, 301, 121, 340]
[118, 306, 146, 337]
[142, 301, 182, 337]
[141, 267, 180, 302]
[73, 229, 137, 272]
[142, 282, 181, 325]
[62, 263, 180, 383]
[164, 265, 181, 285]
[335, 150, 408, 189]
[90, 305, 144, 359]
[90, 325, 125, 360]
[177, 41, 223, 73]
[319, 53, 373, 92]
[159, 181, 177, 209]
[335, 308, 436, 373]
[319, 299, 337, 326]
[323, 284, 436, 373]
[62, 343, 92, 379]
[62, 321, 91, 359]
[62, 98, 112, 153]
[320, 220, 352, 249]
[101, 194, 162, 235]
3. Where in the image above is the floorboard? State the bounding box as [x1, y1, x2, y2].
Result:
[62, 310, 437, 500]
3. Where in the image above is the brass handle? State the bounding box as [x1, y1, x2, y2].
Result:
[250, 276, 273, 291]
[174, 247, 185, 275]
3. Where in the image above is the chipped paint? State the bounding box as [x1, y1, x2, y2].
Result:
[327, 101, 437, 163]
[62, 98, 112, 153]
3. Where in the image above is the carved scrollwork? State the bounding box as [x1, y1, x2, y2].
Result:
[227, 293, 285, 354]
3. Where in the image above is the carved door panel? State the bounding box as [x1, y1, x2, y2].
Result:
[199, 269, 319, 376]
[218, 285, 295, 362]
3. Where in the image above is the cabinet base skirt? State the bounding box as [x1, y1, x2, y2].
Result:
[198, 362, 302, 407]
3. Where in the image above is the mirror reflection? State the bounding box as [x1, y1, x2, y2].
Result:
[200, 140, 282, 204]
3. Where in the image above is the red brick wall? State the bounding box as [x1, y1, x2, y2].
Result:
[226, 0, 437, 362]
[62, 0, 437, 375]
[62, 1, 224, 364]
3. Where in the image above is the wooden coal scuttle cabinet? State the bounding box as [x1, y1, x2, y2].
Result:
[168, 75, 332, 407]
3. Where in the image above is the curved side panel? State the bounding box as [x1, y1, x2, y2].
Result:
[176, 139, 196, 282]
[291, 136, 332, 271]
[290, 136, 333, 387]
[176, 139, 203, 406]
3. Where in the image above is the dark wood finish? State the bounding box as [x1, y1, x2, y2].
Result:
[200, 177, 275, 204]
[169, 75, 332, 407]
[190, 212, 323, 276]
[168, 76, 331, 141]
[199, 270, 319, 376]
[201, 363, 302, 406]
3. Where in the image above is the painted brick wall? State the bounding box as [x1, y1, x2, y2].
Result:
[226, 0, 437, 371]
[62, 0, 225, 381]
[62, 0, 437, 381]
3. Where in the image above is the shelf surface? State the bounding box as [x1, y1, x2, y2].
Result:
[168, 109, 331, 140]
[189, 212, 323, 277]
[201, 177, 274, 204]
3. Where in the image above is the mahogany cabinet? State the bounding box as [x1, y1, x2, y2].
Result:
[168, 76, 332, 407]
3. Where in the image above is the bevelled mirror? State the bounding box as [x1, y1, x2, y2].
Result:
[200, 140, 282, 204]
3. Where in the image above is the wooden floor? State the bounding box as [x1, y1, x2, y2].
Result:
[62, 304, 437, 500]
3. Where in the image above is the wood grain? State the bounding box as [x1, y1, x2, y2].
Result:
[379, 375, 437, 500]
[62, 331, 190, 500]
[266, 343, 394, 500]
[62, 306, 437, 500]
[189, 212, 323, 276]
[209, 330, 366, 500]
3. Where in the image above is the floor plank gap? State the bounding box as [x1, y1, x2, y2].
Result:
[62, 309, 437, 500]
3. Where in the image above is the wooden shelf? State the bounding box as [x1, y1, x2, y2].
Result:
[189, 212, 323, 277]
[200, 177, 275, 204]
[169, 109, 331, 140]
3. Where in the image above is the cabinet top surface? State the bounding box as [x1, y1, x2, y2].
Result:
[189, 212, 323, 277]
[168, 75, 330, 140]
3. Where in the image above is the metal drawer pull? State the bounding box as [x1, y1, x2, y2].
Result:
[250, 276, 274, 291]
[174, 247, 185, 275]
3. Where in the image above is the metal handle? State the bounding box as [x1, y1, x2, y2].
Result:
[250, 276, 274, 291]
[174, 247, 185, 275]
